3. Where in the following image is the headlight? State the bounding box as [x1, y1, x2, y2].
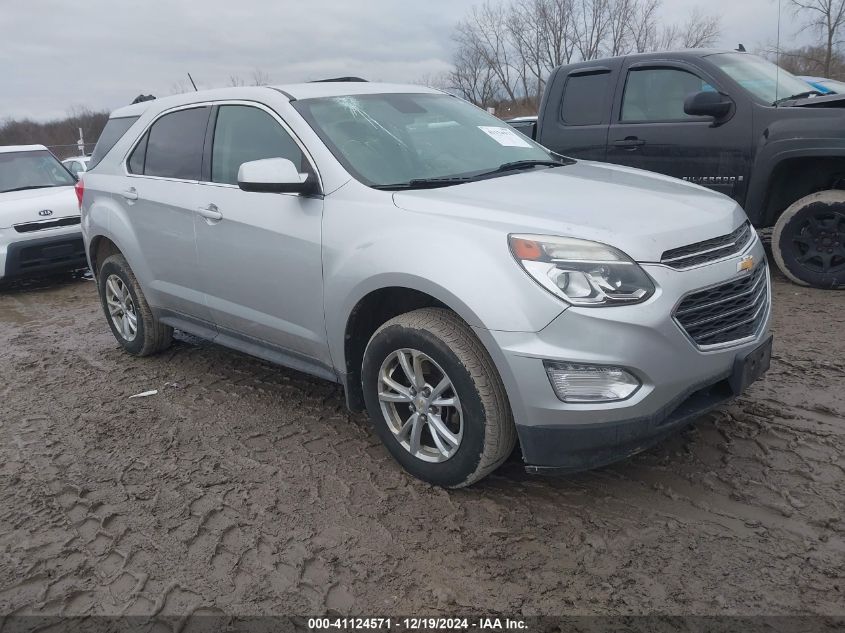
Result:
[509, 234, 655, 306]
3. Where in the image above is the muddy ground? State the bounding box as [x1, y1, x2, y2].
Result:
[0, 267, 843, 620]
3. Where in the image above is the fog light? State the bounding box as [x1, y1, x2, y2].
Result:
[544, 362, 640, 403]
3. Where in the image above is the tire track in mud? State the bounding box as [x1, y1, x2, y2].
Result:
[0, 269, 843, 617]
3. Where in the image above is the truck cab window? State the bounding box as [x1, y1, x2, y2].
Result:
[621, 68, 711, 122]
[560, 72, 611, 126]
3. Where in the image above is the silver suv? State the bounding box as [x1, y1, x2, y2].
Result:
[80, 83, 772, 487]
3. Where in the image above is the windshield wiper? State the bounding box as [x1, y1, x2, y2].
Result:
[372, 176, 475, 191]
[372, 158, 570, 191]
[1, 185, 57, 193]
[484, 159, 568, 174]
[772, 90, 823, 105]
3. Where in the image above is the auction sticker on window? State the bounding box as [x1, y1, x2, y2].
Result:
[477, 126, 532, 148]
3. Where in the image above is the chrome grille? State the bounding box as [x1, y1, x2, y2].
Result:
[674, 263, 769, 348]
[13, 216, 81, 233]
[661, 221, 753, 269]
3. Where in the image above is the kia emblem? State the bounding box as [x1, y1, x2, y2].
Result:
[38, 209, 53, 217]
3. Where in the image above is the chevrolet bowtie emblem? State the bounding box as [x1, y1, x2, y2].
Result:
[737, 255, 754, 272]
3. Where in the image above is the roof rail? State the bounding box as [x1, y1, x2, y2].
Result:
[310, 77, 368, 83]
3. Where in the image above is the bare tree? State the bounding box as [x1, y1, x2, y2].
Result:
[449, 0, 721, 110]
[629, 0, 660, 52]
[449, 41, 502, 106]
[606, 0, 634, 56]
[572, 0, 610, 60]
[250, 68, 271, 86]
[455, 2, 525, 101]
[676, 8, 721, 48]
[790, 0, 845, 76]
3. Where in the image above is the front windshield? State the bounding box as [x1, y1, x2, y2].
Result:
[820, 78, 845, 94]
[0, 150, 75, 194]
[293, 93, 560, 187]
[709, 53, 820, 105]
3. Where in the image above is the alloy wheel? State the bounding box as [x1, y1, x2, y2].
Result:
[105, 274, 138, 341]
[377, 348, 463, 463]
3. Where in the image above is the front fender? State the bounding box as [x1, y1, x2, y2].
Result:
[321, 196, 567, 373]
[746, 113, 845, 224]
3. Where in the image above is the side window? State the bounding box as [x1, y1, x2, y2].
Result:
[127, 131, 149, 174]
[211, 105, 305, 186]
[142, 107, 210, 180]
[560, 71, 612, 126]
[621, 68, 711, 122]
[66, 161, 81, 175]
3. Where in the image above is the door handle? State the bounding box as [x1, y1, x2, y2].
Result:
[121, 187, 138, 201]
[612, 137, 646, 150]
[196, 204, 223, 221]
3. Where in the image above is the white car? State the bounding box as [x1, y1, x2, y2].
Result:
[0, 145, 86, 283]
[62, 156, 91, 177]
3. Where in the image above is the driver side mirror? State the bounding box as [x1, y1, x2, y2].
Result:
[237, 158, 319, 195]
[684, 90, 734, 122]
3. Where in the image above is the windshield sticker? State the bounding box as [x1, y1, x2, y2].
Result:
[477, 126, 532, 148]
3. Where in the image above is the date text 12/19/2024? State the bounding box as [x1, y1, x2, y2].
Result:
[308, 617, 528, 630]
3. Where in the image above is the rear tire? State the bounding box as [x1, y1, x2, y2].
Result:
[97, 254, 172, 356]
[361, 308, 516, 488]
[772, 191, 845, 289]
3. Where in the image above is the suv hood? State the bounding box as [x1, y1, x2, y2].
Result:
[0, 186, 79, 229]
[392, 161, 747, 263]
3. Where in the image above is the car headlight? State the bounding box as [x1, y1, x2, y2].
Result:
[509, 234, 655, 306]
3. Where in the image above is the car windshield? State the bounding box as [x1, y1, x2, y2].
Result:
[0, 150, 75, 194]
[709, 53, 821, 105]
[293, 93, 562, 188]
[820, 78, 845, 94]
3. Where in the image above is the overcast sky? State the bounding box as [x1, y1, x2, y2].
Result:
[1, 0, 808, 121]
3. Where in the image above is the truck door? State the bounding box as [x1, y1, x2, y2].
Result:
[537, 61, 620, 162]
[605, 60, 751, 202]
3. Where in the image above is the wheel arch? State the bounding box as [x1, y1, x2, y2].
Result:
[338, 280, 488, 412]
[88, 234, 122, 278]
[749, 152, 845, 227]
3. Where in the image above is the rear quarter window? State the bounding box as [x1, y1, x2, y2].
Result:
[88, 116, 139, 169]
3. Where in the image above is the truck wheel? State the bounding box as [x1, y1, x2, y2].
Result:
[97, 253, 173, 356]
[361, 308, 516, 488]
[772, 191, 845, 289]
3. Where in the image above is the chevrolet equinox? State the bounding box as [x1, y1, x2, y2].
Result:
[79, 82, 773, 487]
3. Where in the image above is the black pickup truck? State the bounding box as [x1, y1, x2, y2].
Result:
[519, 49, 845, 288]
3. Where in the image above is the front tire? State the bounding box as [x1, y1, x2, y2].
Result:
[772, 191, 845, 288]
[362, 308, 516, 488]
[97, 254, 173, 356]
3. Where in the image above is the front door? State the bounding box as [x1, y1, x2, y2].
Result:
[606, 62, 751, 202]
[193, 103, 330, 367]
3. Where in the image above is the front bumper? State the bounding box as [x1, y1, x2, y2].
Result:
[0, 225, 87, 281]
[475, 239, 772, 472]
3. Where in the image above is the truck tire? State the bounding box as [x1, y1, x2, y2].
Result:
[97, 253, 173, 356]
[361, 308, 516, 488]
[772, 190, 845, 289]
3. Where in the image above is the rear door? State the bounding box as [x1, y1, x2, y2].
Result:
[537, 61, 621, 161]
[192, 102, 330, 367]
[606, 60, 752, 201]
[122, 105, 214, 326]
